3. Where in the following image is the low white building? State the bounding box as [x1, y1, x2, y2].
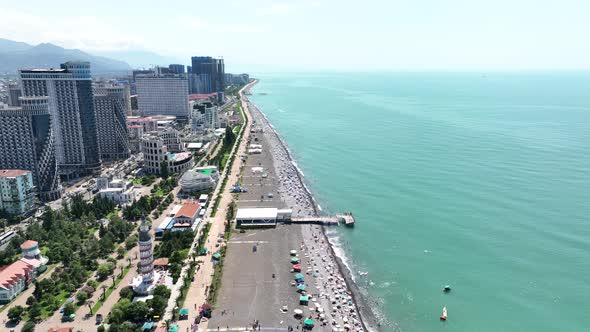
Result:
[96, 178, 135, 205]
[235, 208, 292, 227]
[179, 166, 219, 193]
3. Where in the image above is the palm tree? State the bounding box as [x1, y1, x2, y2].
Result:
[101, 285, 107, 300]
[87, 300, 95, 315]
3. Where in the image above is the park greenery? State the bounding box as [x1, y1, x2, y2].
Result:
[0, 194, 134, 326]
[107, 285, 171, 331]
[124, 177, 177, 220]
[154, 230, 194, 282]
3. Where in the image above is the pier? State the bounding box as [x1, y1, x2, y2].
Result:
[290, 213, 355, 226]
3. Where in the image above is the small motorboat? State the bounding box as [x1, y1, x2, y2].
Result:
[443, 285, 451, 293]
[440, 306, 447, 321]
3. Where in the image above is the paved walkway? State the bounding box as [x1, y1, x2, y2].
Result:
[170, 82, 256, 332]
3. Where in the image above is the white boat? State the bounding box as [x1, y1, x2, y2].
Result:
[440, 306, 447, 321]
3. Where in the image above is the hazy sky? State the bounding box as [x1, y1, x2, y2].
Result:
[1, 0, 590, 71]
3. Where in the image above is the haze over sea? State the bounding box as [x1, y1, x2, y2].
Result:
[249, 72, 590, 332]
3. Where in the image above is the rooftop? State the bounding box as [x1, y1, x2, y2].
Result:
[0, 259, 33, 290]
[0, 169, 30, 178]
[236, 208, 279, 220]
[20, 240, 38, 249]
[175, 201, 200, 218]
[169, 152, 191, 162]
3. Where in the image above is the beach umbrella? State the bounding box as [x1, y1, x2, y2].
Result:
[294, 309, 303, 315]
[290, 250, 297, 256]
[69, 313, 75, 319]
[295, 273, 305, 279]
[291, 257, 299, 263]
[304, 318, 315, 326]
[297, 284, 307, 291]
[212, 253, 221, 260]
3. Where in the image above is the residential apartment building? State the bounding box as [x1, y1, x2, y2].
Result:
[0, 170, 35, 215]
[190, 102, 219, 133]
[141, 133, 193, 175]
[136, 74, 189, 119]
[19, 62, 101, 178]
[94, 83, 131, 161]
[0, 98, 61, 201]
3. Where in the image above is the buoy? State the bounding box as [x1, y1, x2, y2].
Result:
[443, 285, 451, 292]
[440, 306, 447, 321]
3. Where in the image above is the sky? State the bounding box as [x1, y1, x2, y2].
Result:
[1, 0, 590, 71]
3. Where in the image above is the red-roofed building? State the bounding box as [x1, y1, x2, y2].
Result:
[174, 201, 200, 225]
[189, 93, 217, 102]
[0, 240, 47, 303]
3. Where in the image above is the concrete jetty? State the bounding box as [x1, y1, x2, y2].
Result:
[291, 213, 355, 226]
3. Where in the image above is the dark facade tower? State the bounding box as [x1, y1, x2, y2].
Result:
[190, 56, 225, 93]
[60, 62, 101, 174]
[0, 97, 61, 201]
[168, 64, 185, 74]
[94, 84, 131, 160]
[20, 62, 102, 179]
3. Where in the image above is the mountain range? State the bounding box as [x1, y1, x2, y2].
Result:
[0, 38, 185, 74]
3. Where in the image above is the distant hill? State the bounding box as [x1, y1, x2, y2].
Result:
[93, 49, 185, 69]
[0, 38, 132, 74]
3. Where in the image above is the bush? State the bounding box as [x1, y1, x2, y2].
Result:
[26, 296, 37, 306]
[119, 286, 134, 300]
[7, 305, 25, 322]
[76, 291, 89, 304]
[22, 321, 36, 332]
[97, 262, 115, 281]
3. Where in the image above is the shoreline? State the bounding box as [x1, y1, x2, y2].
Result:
[245, 89, 381, 332]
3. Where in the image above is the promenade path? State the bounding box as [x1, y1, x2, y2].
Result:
[33, 180, 160, 332]
[167, 81, 256, 332]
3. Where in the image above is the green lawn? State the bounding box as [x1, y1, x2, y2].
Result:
[153, 187, 165, 197]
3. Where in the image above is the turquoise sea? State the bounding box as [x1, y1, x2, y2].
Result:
[249, 72, 590, 332]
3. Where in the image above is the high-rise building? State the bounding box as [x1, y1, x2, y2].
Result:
[190, 56, 225, 93]
[8, 84, 22, 107]
[187, 66, 192, 74]
[168, 64, 185, 74]
[19, 62, 101, 178]
[93, 83, 131, 161]
[0, 97, 60, 201]
[0, 169, 36, 215]
[136, 74, 189, 118]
